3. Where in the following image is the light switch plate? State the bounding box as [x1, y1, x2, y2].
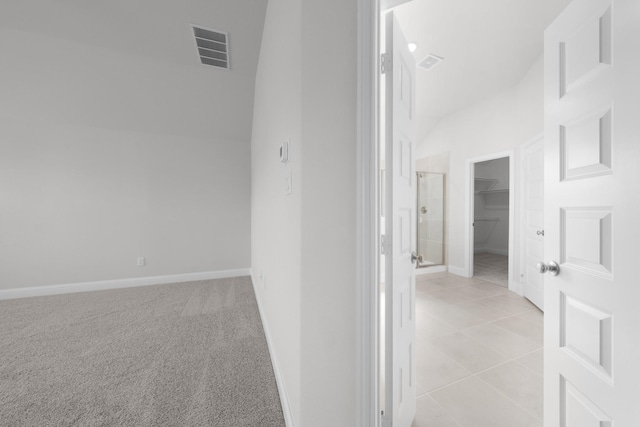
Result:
[280, 140, 290, 164]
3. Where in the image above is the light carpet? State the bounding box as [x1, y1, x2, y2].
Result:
[0, 276, 285, 426]
[473, 252, 509, 287]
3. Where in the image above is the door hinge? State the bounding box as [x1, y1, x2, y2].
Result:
[381, 410, 391, 427]
[381, 234, 391, 256]
[380, 53, 392, 74]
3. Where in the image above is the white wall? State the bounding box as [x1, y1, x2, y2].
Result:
[251, 0, 357, 425]
[299, 0, 357, 424]
[0, 26, 253, 289]
[417, 56, 544, 284]
[250, 0, 302, 423]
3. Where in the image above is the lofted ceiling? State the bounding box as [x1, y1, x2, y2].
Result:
[0, 0, 267, 73]
[0, 0, 268, 142]
[393, 0, 574, 140]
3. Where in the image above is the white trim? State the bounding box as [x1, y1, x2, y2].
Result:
[415, 265, 447, 275]
[520, 133, 544, 307]
[0, 269, 250, 301]
[250, 270, 295, 427]
[448, 265, 469, 277]
[511, 280, 524, 295]
[356, 0, 380, 426]
[465, 150, 517, 293]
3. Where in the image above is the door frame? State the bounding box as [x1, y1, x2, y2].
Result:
[355, 0, 381, 426]
[464, 150, 517, 292]
[519, 133, 544, 308]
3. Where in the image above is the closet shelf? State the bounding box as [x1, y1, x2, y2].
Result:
[474, 217, 499, 221]
[474, 178, 498, 192]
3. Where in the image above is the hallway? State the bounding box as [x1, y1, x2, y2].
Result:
[412, 273, 543, 427]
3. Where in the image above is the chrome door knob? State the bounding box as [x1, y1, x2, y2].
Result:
[536, 260, 560, 276]
[411, 252, 422, 265]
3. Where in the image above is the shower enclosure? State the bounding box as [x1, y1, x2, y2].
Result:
[416, 172, 445, 267]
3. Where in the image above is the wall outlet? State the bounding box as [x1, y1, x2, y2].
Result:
[137, 257, 145, 266]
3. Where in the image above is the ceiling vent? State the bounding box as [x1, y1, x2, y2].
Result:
[192, 26, 229, 69]
[418, 54, 444, 71]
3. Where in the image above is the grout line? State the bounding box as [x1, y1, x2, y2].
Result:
[414, 272, 545, 425]
[511, 348, 545, 376]
[423, 393, 465, 427]
[475, 372, 543, 422]
[459, 322, 542, 352]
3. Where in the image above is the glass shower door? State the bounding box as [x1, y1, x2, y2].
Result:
[416, 172, 444, 267]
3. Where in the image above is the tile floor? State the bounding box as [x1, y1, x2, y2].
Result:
[412, 273, 543, 427]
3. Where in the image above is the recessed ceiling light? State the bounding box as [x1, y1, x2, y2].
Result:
[408, 42, 418, 53]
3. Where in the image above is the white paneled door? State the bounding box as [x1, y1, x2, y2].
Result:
[544, 0, 640, 425]
[384, 11, 417, 427]
[522, 136, 545, 310]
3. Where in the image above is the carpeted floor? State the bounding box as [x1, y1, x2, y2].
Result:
[473, 252, 509, 287]
[0, 277, 285, 427]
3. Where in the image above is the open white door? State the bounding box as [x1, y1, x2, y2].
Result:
[521, 136, 544, 310]
[383, 11, 416, 427]
[544, 0, 640, 425]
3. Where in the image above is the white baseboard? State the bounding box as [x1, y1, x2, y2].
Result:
[0, 269, 251, 301]
[474, 248, 509, 256]
[509, 279, 523, 296]
[250, 269, 294, 427]
[415, 265, 447, 275]
[448, 265, 470, 278]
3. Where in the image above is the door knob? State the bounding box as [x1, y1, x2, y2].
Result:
[420, 206, 427, 214]
[536, 260, 560, 276]
[411, 252, 422, 265]
[536, 230, 544, 236]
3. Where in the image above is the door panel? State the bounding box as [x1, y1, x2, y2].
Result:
[544, 0, 640, 425]
[384, 10, 416, 427]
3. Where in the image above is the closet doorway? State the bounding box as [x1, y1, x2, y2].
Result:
[466, 151, 515, 290]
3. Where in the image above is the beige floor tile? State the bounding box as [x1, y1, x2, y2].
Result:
[416, 271, 449, 281]
[478, 361, 543, 420]
[452, 283, 510, 300]
[416, 280, 452, 294]
[416, 340, 472, 392]
[476, 294, 537, 316]
[493, 316, 543, 345]
[515, 349, 544, 375]
[453, 300, 513, 322]
[430, 376, 541, 427]
[423, 305, 486, 330]
[462, 323, 541, 359]
[416, 312, 457, 340]
[428, 275, 471, 287]
[421, 289, 479, 305]
[516, 309, 544, 325]
[416, 382, 427, 397]
[416, 293, 454, 314]
[413, 394, 461, 427]
[428, 332, 508, 373]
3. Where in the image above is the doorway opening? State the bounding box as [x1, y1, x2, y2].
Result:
[466, 151, 516, 291]
[473, 157, 509, 286]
